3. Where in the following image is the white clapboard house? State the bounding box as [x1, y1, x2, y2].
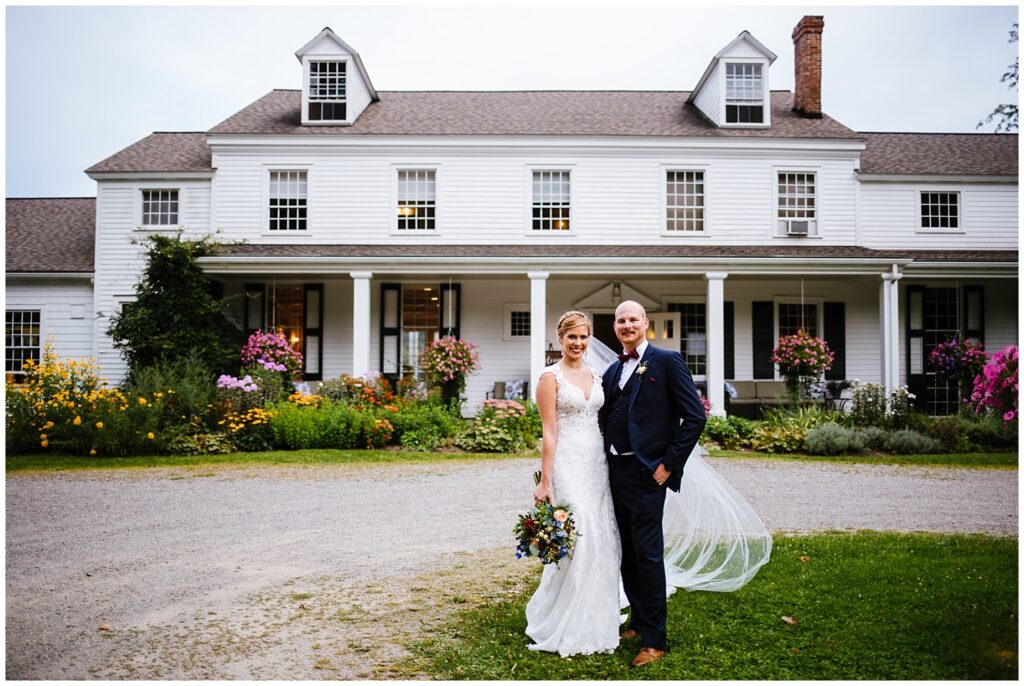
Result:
[6, 17, 1018, 416]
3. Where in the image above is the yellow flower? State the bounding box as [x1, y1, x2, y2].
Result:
[95, 421, 104, 429]
[147, 432, 155, 440]
[73, 416, 82, 426]
[137, 397, 147, 405]
[44, 420, 54, 429]
[40, 440, 49, 448]
[40, 432, 48, 440]
[89, 449, 97, 456]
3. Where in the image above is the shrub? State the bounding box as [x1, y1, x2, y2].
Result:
[970, 345, 1018, 423]
[269, 401, 362, 450]
[850, 382, 915, 429]
[965, 415, 1018, 450]
[749, 423, 806, 454]
[129, 356, 216, 431]
[804, 422, 866, 455]
[930, 416, 972, 453]
[390, 401, 459, 450]
[455, 399, 535, 453]
[702, 415, 755, 450]
[318, 373, 397, 409]
[167, 432, 234, 456]
[855, 426, 888, 452]
[883, 429, 942, 455]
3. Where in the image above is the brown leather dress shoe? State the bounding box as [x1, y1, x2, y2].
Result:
[619, 628, 640, 641]
[631, 647, 667, 667]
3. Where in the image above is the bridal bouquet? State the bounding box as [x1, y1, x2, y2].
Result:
[514, 472, 578, 565]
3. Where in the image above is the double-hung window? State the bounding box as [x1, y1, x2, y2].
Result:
[268, 171, 308, 232]
[778, 302, 819, 338]
[777, 172, 817, 236]
[141, 189, 179, 226]
[6, 310, 40, 380]
[531, 170, 571, 232]
[397, 170, 436, 231]
[920, 192, 960, 230]
[308, 60, 346, 122]
[725, 63, 764, 124]
[665, 170, 705, 232]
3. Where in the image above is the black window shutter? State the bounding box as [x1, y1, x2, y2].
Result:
[823, 301, 846, 381]
[302, 284, 324, 381]
[724, 301, 735, 380]
[243, 283, 266, 333]
[752, 301, 774, 379]
[379, 283, 401, 383]
[963, 285, 984, 343]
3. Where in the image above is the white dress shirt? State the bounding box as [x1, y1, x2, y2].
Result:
[618, 339, 650, 389]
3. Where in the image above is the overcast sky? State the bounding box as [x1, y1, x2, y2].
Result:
[5, 3, 1019, 198]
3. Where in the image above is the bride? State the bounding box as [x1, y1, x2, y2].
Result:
[524, 310, 772, 657]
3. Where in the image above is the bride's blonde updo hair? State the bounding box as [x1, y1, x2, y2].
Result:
[556, 310, 591, 339]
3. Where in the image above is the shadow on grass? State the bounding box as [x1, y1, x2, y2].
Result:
[404, 532, 1018, 680]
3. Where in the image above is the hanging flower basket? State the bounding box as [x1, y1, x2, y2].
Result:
[770, 330, 834, 399]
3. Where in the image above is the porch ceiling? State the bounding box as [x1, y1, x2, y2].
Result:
[198, 244, 1018, 277]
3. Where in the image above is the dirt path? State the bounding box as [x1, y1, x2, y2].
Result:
[5, 458, 1017, 679]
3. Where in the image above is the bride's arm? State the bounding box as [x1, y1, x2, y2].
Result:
[532, 371, 558, 503]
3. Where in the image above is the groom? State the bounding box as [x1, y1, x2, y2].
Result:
[599, 300, 707, 667]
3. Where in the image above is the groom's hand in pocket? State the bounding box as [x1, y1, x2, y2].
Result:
[653, 464, 672, 486]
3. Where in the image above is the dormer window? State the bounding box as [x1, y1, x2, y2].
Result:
[308, 60, 346, 121]
[725, 63, 764, 124]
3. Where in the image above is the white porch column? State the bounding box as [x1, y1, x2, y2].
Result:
[528, 272, 549, 399]
[886, 265, 903, 390]
[879, 276, 892, 393]
[704, 272, 728, 417]
[350, 271, 372, 377]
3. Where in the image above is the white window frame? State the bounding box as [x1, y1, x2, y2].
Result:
[390, 165, 441, 235]
[664, 296, 708, 381]
[5, 308, 42, 379]
[661, 165, 710, 236]
[301, 57, 350, 125]
[503, 303, 531, 341]
[720, 59, 771, 129]
[773, 167, 821, 238]
[526, 166, 575, 236]
[916, 188, 965, 234]
[262, 166, 313, 236]
[134, 183, 184, 230]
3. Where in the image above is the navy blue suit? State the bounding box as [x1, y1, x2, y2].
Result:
[600, 343, 706, 651]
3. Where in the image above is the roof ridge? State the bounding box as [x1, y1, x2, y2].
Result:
[7, 196, 96, 200]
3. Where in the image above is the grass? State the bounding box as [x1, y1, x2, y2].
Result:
[7, 447, 1016, 472]
[4, 448, 534, 472]
[710, 449, 1019, 468]
[404, 532, 1018, 680]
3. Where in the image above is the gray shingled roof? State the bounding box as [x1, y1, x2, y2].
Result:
[6, 198, 96, 272]
[860, 132, 1018, 176]
[207, 89, 860, 139]
[210, 243, 1017, 263]
[85, 132, 212, 174]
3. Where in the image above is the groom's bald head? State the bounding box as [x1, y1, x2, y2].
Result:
[615, 300, 647, 320]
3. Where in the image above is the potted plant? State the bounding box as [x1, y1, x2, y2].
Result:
[419, 336, 480, 408]
[770, 330, 835, 402]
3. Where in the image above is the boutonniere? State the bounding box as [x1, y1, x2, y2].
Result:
[635, 363, 648, 376]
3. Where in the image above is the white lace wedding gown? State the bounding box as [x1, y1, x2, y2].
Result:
[524, 363, 622, 657]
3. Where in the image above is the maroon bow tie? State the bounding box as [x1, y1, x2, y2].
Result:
[618, 349, 640, 363]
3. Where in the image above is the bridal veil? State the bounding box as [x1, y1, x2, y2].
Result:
[584, 336, 772, 594]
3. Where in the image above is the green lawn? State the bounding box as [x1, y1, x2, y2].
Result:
[404, 533, 1018, 680]
[6, 448, 1017, 472]
[4, 448, 532, 472]
[710, 449, 1018, 468]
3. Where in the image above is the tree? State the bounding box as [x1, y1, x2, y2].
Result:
[107, 233, 245, 379]
[978, 23, 1018, 133]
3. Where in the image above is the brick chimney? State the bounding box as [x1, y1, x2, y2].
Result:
[792, 15, 824, 118]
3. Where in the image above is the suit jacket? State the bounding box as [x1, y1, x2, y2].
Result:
[600, 343, 707, 492]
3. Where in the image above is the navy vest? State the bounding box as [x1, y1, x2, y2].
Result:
[604, 367, 639, 455]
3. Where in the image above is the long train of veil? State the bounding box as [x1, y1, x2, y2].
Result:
[584, 336, 772, 594]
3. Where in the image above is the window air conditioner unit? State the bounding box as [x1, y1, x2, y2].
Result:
[786, 220, 810, 236]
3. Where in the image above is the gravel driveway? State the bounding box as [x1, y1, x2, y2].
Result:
[6, 458, 1017, 679]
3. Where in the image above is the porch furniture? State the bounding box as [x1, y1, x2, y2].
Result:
[486, 379, 530, 401]
[724, 380, 790, 419]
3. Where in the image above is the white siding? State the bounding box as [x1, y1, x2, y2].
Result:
[693, 63, 721, 125]
[5, 279, 95, 363]
[210, 146, 860, 246]
[92, 179, 212, 383]
[860, 182, 1018, 250]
